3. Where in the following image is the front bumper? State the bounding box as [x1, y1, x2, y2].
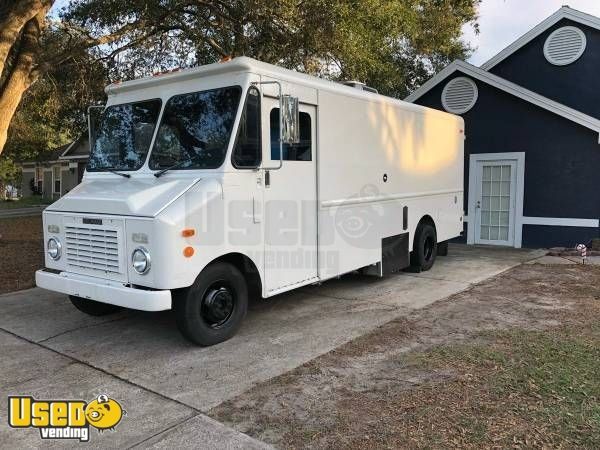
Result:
[35, 270, 172, 311]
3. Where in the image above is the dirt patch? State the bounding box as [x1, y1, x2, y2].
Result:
[210, 264, 600, 449]
[0, 215, 44, 294]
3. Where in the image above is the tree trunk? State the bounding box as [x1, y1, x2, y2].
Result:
[0, 4, 50, 156]
[0, 0, 51, 79]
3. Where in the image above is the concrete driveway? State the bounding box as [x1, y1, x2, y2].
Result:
[0, 244, 544, 448]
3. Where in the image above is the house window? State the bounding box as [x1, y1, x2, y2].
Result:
[53, 166, 61, 194]
[270, 109, 312, 161]
[35, 167, 43, 193]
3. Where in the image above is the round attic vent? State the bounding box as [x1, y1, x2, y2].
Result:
[441, 77, 478, 114]
[544, 26, 587, 66]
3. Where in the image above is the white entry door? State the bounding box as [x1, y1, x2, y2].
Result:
[262, 99, 318, 294]
[473, 159, 517, 246]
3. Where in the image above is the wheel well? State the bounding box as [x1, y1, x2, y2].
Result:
[414, 215, 437, 246]
[210, 253, 263, 300]
[416, 215, 436, 234]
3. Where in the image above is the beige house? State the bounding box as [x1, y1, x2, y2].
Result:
[20, 136, 89, 199]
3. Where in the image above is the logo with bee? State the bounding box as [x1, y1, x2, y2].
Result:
[8, 394, 125, 442]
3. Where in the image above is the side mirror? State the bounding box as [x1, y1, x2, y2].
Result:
[87, 105, 104, 149]
[280, 95, 300, 144]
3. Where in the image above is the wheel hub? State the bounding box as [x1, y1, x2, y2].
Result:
[201, 286, 234, 327]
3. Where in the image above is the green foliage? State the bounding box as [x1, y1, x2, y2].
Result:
[63, 0, 480, 98]
[0, 157, 19, 182]
[0, 157, 20, 199]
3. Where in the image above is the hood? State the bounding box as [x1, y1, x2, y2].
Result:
[47, 176, 201, 217]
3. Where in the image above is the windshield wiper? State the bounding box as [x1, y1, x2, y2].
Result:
[154, 159, 189, 178]
[104, 167, 131, 178]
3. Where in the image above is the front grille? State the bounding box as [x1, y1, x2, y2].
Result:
[65, 226, 120, 273]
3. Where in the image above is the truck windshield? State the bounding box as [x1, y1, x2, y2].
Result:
[87, 99, 162, 171]
[149, 86, 241, 170]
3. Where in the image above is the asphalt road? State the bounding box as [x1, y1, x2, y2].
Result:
[0, 244, 545, 448]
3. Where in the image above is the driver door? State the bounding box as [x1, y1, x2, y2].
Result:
[261, 97, 318, 294]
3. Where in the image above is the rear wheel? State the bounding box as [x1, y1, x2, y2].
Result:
[174, 262, 248, 346]
[69, 295, 121, 316]
[410, 223, 437, 271]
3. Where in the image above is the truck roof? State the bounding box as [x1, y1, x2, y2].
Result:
[104, 57, 455, 119]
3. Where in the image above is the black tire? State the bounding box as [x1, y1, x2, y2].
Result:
[410, 223, 438, 271]
[69, 295, 122, 316]
[174, 262, 248, 346]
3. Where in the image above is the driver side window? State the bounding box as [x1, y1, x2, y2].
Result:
[232, 86, 261, 168]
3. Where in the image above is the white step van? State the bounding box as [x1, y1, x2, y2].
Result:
[36, 57, 464, 346]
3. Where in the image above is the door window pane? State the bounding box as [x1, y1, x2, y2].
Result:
[483, 166, 492, 181]
[480, 226, 490, 240]
[491, 196, 500, 210]
[270, 109, 312, 161]
[482, 196, 491, 210]
[491, 166, 501, 180]
[489, 226, 499, 240]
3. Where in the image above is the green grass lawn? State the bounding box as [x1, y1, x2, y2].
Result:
[0, 196, 53, 209]
[423, 326, 600, 448]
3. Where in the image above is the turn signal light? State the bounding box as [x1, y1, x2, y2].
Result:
[181, 228, 195, 238]
[183, 246, 195, 258]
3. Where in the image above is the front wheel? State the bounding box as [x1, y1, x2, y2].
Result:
[69, 295, 122, 316]
[410, 223, 437, 272]
[174, 262, 248, 346]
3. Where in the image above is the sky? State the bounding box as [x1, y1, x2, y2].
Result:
[465, 0, 600, 65]
[50, 0, 600, 67]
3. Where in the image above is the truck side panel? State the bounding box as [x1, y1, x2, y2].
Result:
[316, 90, 464, 280]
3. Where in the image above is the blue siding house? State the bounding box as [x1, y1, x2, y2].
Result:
[406, 6, 600, 248]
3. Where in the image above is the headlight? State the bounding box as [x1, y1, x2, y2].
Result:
[132, 247, 151, 275]
[47, 238, 62, 260]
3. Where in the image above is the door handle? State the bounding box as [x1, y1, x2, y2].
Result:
[265, 170, 271, 188]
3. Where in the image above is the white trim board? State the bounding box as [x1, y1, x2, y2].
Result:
[522, 217, 599, 228]
[60, 141, 77, 158]
[467, 152, 525, 248]
[404, 60, 600, 140]
[481, 6, 600, 71]
[465, 215, 598, 228]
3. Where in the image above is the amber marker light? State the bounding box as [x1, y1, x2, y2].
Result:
[183, 246, 195, 258]
[181, 228, 195, 238]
